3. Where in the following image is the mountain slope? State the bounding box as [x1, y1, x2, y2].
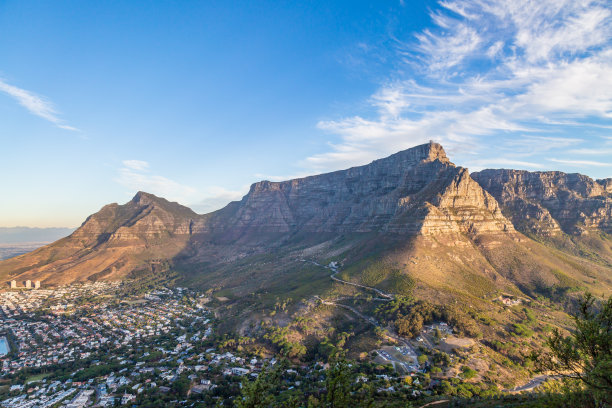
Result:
[1, 142, 610, 304]
[472, 169, 612, 236]
[0, 192, 204, 284]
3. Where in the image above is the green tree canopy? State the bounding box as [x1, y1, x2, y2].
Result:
[535, 293, 611, 406]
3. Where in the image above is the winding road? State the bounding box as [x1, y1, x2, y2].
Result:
[307, 259, 412, 351]
[306, 260, 394, 300]
[504, 375, 557, 393]
[307, 259, 556, 395]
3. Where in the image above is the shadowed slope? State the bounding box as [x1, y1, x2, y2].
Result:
[1, 143, 610, 303]
[0, 192, 204, 284]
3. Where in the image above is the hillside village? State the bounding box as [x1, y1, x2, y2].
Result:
[0, 282, 506, 407]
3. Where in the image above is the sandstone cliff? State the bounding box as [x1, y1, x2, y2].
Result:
[207, 142, 513, 239]
[1, 143, 610, 300]
[472, 170, 612, 236]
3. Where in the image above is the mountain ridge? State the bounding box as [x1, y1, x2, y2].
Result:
[0, 142, 610, 305]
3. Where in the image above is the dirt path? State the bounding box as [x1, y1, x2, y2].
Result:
[309, 260, 415, 350]
[314, 296, 380, 326]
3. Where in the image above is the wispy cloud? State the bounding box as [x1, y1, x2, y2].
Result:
[122, 160, 150, 172]
[0, 78, 78, 131]
[470, 158, 545, 171]
[117, 160, 197, 204]
[569, 147, 612, 155]
[549, 158, 612, 167]
[308, 0, 612, 174]
[190, 186, 247, 214]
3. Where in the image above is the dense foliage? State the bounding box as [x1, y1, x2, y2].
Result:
[374, 297, 480, 338]
[534, 293, 611, 407]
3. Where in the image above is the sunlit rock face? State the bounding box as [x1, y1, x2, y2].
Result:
[4, 142, 610, 289]
[213, 142, 513, 238]
[472, 169, 612, 236]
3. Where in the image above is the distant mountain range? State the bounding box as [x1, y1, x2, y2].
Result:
[0, 227, 74, 244]
[0, 227, 75, 261]
[1, 142, 610, 306]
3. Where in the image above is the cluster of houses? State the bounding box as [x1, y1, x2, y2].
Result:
[0, 284, 210, 375]
[1, 346, 279, 408]
[0, 282, 449, 407]
[1, 282, 122, 317]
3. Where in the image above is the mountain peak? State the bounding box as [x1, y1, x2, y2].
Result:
[413, 140, 448, 163]
[131, 191, 160, 206]
[425, 141, 448, 162]
[374, 141, 450, 169]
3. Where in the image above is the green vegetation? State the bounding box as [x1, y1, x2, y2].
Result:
[263, 326, 307, 359]
[511, 323, 534, 337]
[533, 293, 611, 407]
[375, 297, 481, 338]
[25, 373, 51, 383]
[460, 366, 477, 379]
[234, 357, 381, 408]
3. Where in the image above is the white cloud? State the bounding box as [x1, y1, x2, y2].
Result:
[414, 24, 481, 73]
[122, 160, 150, 172]
[307, 0, 612, 174]
[117, 160, 197, 204]
[190, 186, 247, 214]
[569, 147, 612, 155]
[469, 158, 545, 170]
[0, 78, 78, 131]
[549, 158, 612, 167]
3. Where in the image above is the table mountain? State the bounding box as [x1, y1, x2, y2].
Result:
[1, 142, 610, 303]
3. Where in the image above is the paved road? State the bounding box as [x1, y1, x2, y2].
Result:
[329, 270, 394, 299]
[307, 260, 393, 300]
[309, 258, 554, 395]
[505, 375, 554, 392]
[314, 296, 380, 326]
[418, 400, 449, 408]
[310, 259, 415, 353]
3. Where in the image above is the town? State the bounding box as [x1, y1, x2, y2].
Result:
[0, 280, 549, 408]
[0, 281, 468, 408]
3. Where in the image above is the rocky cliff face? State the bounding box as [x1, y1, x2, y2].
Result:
[3, 143, 610, 293]
[472, 170, 612, 236]
[208, 142, 513, 239]
[71, 191, 205, 245]
[0, 192, 205, 284]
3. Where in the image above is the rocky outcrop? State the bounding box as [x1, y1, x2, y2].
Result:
[472, 170, 612, 236]
[418, 167, 514, 236]
[209, 142, 514, 238]
[598, 178, 612, 194]
[6, 142, 611, 289]
[70, 191, 204, 245]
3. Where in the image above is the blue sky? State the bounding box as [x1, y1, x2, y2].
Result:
[1, 0, 611, 227]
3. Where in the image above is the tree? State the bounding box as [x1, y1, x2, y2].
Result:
[234, 363, 281, 408]
[535, 293, 611, 406]
[324, 357, 352, 408]
[173, 374, 191, 398]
